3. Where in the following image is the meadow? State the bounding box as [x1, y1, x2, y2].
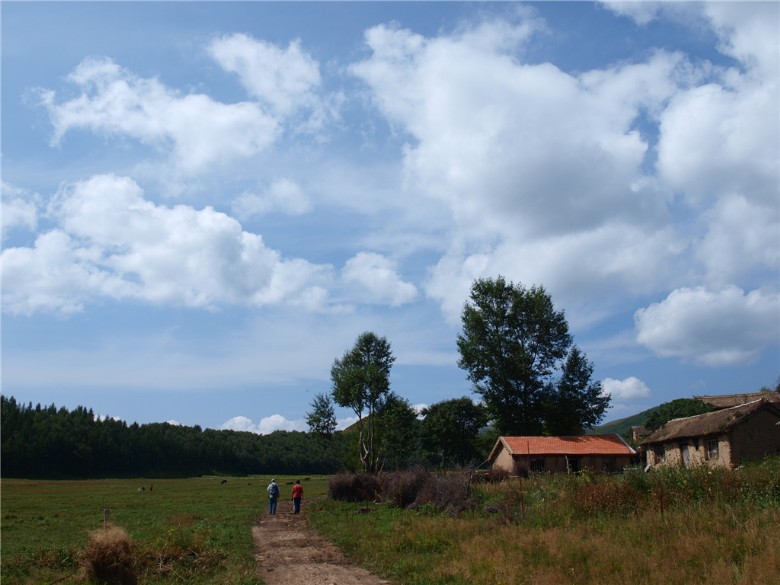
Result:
[309, 460, 780, 585]
[1, 475, 329, 584]
[3, 461, 779, 585]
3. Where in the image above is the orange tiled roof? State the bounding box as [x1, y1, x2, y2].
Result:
[493, 435, 635, 459]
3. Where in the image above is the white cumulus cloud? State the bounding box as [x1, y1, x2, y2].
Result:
[1, 174, 332, 314]
[634, 286, 780, 366]
[342, 252, 418, 307]
[38, 57, 278, 173]
[232, 178, 312, 219]
[208, 33, 320, 116]
[1, 182, 40, 239]
[220, 414, 305, 434]
[602, 377, 651, 401]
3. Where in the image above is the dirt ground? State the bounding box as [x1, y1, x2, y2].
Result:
[252, 501, 390, 585]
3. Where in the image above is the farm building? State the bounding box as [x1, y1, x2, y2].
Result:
[641, 398, 780, 469]
[694, 391, 780, 409]
[488, 434, 636, 475]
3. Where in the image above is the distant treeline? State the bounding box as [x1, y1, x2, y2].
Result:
[1, 396, 349, 479]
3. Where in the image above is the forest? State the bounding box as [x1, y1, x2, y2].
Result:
[0, 396, 349, 478]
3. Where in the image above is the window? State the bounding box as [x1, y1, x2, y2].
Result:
[530, 458, 545, 472]
[706, 439, 719, 460]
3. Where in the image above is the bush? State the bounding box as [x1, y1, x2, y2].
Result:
[328, 473, 381, 502]
[414, 472, 474, 513]
[379, 467, 430, 507]
[80, 524, 137, 585]
[330, 469, 476, 513]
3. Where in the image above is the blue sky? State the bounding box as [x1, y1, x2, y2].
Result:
[2, 1, 778, 434]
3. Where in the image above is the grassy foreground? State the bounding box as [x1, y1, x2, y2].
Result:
[308, 460, 780, 585]
[1, 475, 329, 584]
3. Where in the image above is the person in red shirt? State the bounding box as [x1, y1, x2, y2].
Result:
[291, 480, 304, 514]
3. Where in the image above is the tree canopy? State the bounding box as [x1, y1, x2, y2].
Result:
[457, 276, 610, 436]
[645, 398, 713, 431]
[331, 331, 396, 473]
[421, 397, 486, 467]
[306, 392, 337, 437]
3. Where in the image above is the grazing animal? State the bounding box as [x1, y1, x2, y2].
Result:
[137, 486, 144, 492]
[220, 479, 227, 485]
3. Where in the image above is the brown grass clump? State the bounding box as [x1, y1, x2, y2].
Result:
[80, 524, 137, 585]
[328, 473, 381, 502]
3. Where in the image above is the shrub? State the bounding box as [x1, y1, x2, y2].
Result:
[80, 524, 137, 585]
[328, 473, 381, 502]
[379, 467, 430, 507]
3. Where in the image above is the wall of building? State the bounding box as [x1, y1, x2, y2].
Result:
[492, 445, 516, 474]
[495, 453, 633, 475]
[645, 410, 780, 469]
[731, 410, 780, 465]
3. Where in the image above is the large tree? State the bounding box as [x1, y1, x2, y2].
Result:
[331, 331, 395, 473]
[375, 393, 420, 471]
[645, 398, 713, 431]
[457, 276, 609, 436]
[305, 392, 337, 437]
[421, 397, 486, 468]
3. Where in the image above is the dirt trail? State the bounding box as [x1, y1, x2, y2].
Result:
[252, 503, 390, 585]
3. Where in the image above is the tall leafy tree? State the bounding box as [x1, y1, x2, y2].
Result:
[305, 392, 337, 437]
[645, 398, 713, 431]
[331, 331, 395, 473]
[375, 393, 420, 471]
[421, 397, 486, 467]
[543, 347, 610, 435]
[457, 276, 608, 435]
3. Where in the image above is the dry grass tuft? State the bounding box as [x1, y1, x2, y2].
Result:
[80, 524, 137, 585]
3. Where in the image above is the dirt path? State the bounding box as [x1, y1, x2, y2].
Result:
[252, 502, 390, 585]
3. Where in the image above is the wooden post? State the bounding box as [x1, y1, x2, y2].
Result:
[103, 508, 111, 528]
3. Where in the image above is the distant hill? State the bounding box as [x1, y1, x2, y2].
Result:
[587, 406, 660, 440]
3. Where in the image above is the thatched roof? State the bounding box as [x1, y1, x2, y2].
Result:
[489, 434, 635, 461]
[641, 399, 780, 446]
[694, 391, 780, 409]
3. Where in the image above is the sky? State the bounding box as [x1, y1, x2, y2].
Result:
[2, 1, 778, 435]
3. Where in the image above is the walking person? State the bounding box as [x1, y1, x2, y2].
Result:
[267, 479, 280, 514]
[291, 479, 303, 514]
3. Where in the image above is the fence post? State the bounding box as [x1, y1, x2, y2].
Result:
[103, 508, 111, 528]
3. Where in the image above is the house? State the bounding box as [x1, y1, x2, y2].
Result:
[641, 398, 780, 469]
[694, 391, 780, 410]
[488, 434, 636, 475]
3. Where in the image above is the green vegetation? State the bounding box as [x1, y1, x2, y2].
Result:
[331, 331, 397, 473]
[1, 396, 348, 478]
[587, 406, 658, 439]
[645, 397, 714, 431]
[1, 475, 329, 584]
[457, 276, 610, 436]
[309, 458, 780, 585]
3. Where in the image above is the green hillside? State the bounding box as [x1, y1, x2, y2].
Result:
[588, 406, 659, 440]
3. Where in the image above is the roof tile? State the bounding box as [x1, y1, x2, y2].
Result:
[498, 434, 635, 456]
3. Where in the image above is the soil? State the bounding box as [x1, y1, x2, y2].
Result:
[252, 502, 390, 585]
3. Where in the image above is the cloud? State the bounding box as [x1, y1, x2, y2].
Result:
[634, 286, 780, 366]
[208, 34, 320, 116]
[1, 182, 40, 238]
[220, 414, 305, 434]
[231, 178, 312, 219]
[1, 174, 332, 314]
[602, 377, 651, 401]
[351, 18, 691, 323]
[38, 58, 278, 173]
[342, 252, 418, 307]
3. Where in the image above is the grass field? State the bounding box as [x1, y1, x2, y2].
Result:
[309, 462, 780, 585]
[1, 475, 329, 585]
[3, 462, 780, 585]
